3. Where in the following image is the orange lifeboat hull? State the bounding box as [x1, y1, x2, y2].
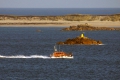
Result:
[50, 51, 73, 58]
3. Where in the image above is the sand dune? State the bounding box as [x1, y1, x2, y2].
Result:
[0, 20, 120, 27]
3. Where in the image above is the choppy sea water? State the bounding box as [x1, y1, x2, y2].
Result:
[0, 27, 120, 80]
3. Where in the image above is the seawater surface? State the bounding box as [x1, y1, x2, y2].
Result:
[0, 27, 120, 80]
[0, 8, 120, 15]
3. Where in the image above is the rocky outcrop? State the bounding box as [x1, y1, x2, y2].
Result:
[57, 34, 102, 45]
[62, 23, 120, 31]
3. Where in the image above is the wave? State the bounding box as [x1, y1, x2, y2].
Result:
[0, 55, 50, 59]
[98, 44, 105, 45]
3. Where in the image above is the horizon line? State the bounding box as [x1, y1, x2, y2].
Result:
[0, 7, 120, 9]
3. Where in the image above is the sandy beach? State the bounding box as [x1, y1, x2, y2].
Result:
[0, 20, 120, 27]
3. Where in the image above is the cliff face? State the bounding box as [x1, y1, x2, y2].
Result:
[0, 14, 120, 21]
[57, 34, 102, 45]
[62, 24, 120, 31]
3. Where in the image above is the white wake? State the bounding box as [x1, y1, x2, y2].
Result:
[0, 55, 50, 59]
[98, 44, 105, 45]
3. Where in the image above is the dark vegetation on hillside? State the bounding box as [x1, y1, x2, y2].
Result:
[0, 14, 120, 21]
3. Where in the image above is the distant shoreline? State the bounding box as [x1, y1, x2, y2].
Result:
[0, 21, 120, 27]
[0, 14, 120, 27]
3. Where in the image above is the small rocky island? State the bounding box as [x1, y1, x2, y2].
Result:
[62, 23, 120, 31]
[57, 33, 102, 45]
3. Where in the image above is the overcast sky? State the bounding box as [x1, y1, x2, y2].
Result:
[0, 0, 120, 8]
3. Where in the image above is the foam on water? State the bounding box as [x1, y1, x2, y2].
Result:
[0, 55, 74, 59]
[0, 55, 50, 59]
[98, 44, 105, 45]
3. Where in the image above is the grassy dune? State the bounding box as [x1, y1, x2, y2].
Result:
[0, 14, 120, 27]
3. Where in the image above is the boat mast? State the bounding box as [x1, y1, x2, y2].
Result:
[54, 45, 57, 51]
[59, 45, 60, 52]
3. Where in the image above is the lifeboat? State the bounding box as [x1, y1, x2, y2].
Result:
[50, 45, 73, 58]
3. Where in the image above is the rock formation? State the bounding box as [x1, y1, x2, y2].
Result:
[57, 33, 102, 45]
[62, 23, 120, 31]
